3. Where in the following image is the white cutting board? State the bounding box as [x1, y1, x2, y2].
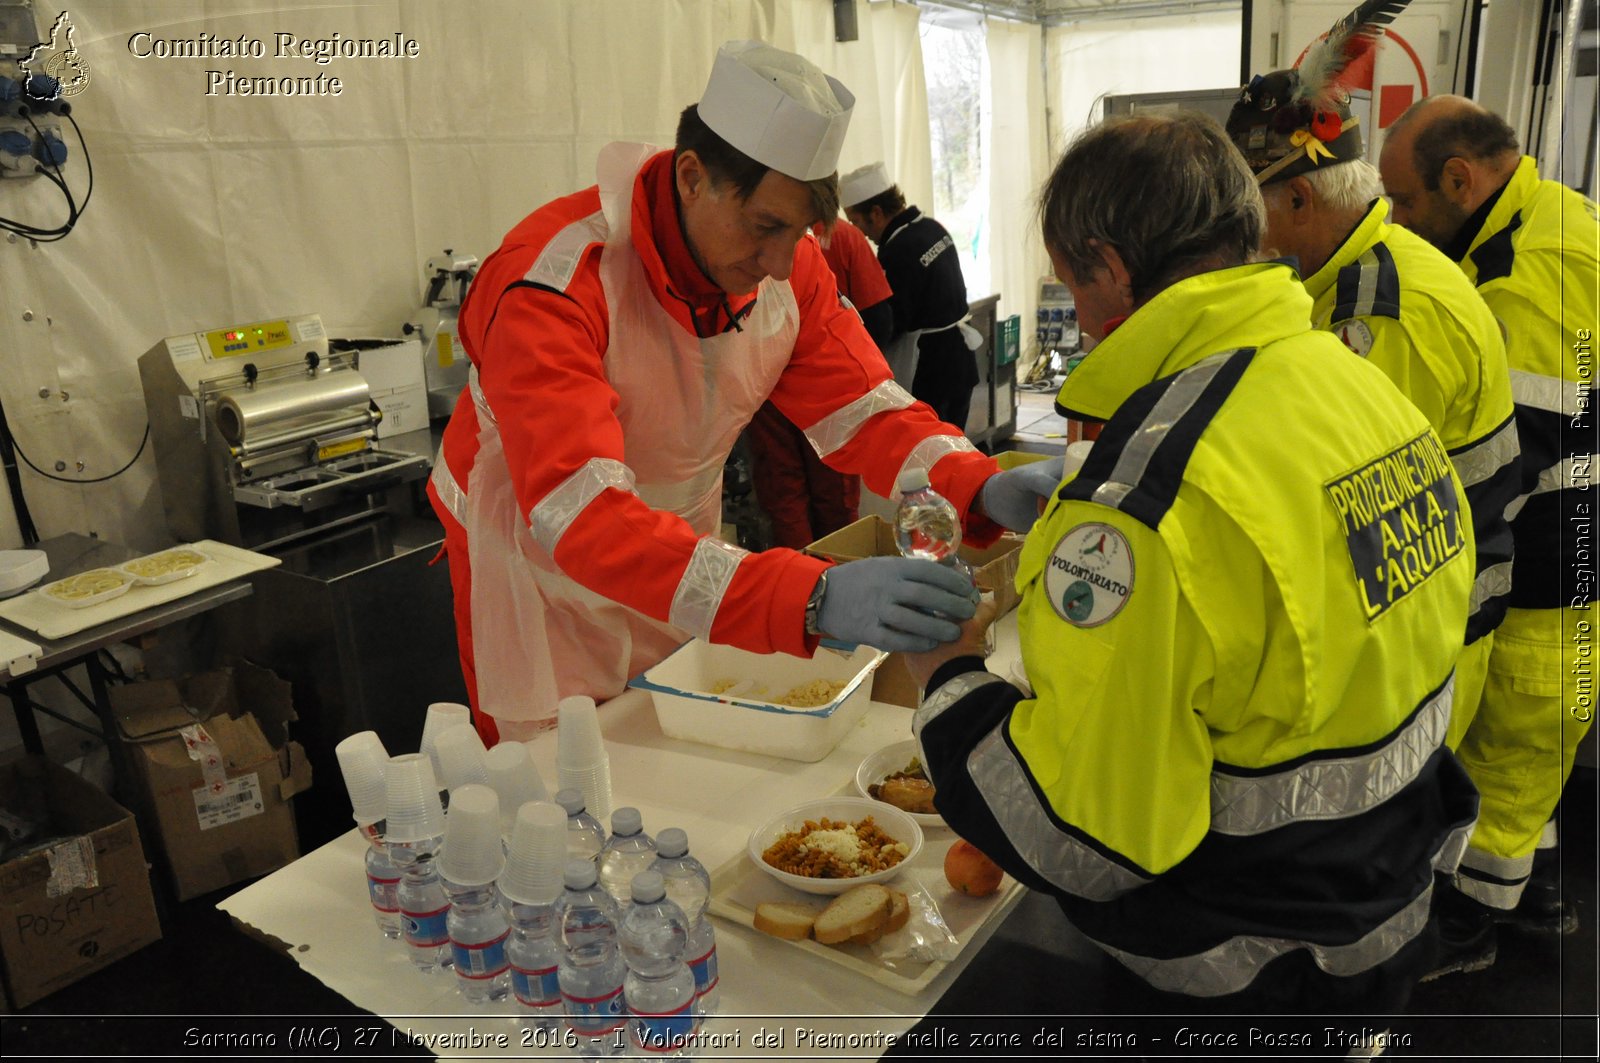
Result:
[0, 539, 280, 640]
[0, 627, 42, 676]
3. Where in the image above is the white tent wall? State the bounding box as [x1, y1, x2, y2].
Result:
[985, 15, 1048, 357]
[0, 0, 932, 551]
[1044, 9, 1243, 147]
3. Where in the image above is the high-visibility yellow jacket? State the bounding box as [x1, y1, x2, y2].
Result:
[1453, 157, 1598, 608]
[915, 262, 1479, 998]
[1304, 197, 1519, 644]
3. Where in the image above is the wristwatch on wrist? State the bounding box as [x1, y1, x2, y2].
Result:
[804, 569, 830, 636]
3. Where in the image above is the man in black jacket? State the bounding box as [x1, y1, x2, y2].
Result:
[841, 162, 979, 430]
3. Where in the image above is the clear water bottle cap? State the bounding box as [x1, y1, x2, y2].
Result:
[610, 806, 642, 837]
[897, 467, 931, 494]
[564, 856, 599, 891]
[555, 787, 585, 815]
[630, 870, 666, 903]
[654, 827, 688, 859]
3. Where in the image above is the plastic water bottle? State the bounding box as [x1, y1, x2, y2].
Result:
[444, 878, 512, 1003]
[361, 824, 403, 941]
[557, 787, 606, 864]
[597, 807, 657, 908]
[620, 870, 699, 1058]
[335, 732, 402, 942]
[506, 893, 564, 1032]
[651, 828, 718, 1015]
[501, 801, 568, 1034]
[391, 834, 452, 974]
[895, 468, 961, 563]
[558, 858, 627, 1057]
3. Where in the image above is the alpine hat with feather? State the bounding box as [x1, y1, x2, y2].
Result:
[1226, 0, 1411, 185]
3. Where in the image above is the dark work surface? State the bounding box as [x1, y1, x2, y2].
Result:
[2, 771, 1593, 1061]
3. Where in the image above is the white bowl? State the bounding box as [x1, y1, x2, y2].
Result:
[36, 567, 134, 609]
[855, 739, 945, 829]
[747, 797, 923, 896]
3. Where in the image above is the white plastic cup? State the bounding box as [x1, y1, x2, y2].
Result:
[556, 695, 604, 769]
[500, 801, 568, 905]
[420, 702, 473, 780]
[334, 731, 389, 826]
[434, 723, 490, 792]
[383, 753, 445, 843]
[558, 759, 612, 826]
[438, 784, 505, 887]
[486, 742, 549, 839]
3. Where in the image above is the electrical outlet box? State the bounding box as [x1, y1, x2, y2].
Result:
[0, 0, 71, 179]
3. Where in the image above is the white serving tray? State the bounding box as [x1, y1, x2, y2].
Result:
[707, 786, 1021, 996]
[0, 540, 279, 640]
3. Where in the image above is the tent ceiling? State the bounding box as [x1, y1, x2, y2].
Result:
[911, 0, 1241, 27]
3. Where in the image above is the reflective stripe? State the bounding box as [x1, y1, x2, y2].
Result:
[912, 670, 1009, 739]
[963, 720, 1152, 902]
[1098, 830, 1468, 998]
[1450, 419, 1520, 488]
[1505, 454, 1599, 521]
[469, 366, 498, 426]
[1093, 354, 1229, 510]
[525, 210, 608, 293]
[430, 447, 467, 526]
[1209, 676, 1453, 836]
[529, 458, 637, 555]
[1510, 369, 1586, 417]
[894, 435, 979, 500]
[668, 537, 747, 640]
[1457, 848, 1535, 910]
[1467, 561, 1514, 616]
[804, 380, 916, 458]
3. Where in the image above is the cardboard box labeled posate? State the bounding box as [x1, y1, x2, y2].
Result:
[805, 516, 1026, 707]
[111, 661, 313, 901]
[0, 757, 162, 1009]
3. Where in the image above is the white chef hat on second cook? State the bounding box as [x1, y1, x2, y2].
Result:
[698, 40, 855, 182]
[839, 162, 893, 209]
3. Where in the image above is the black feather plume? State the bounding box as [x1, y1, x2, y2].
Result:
[1294, 0, 1412, 110]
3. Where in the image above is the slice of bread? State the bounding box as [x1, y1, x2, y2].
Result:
[753, 901, 820, 941]
[850, 888, 909, 945]
[813, 883, 893, 945]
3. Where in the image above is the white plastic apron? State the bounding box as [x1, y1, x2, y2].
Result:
[465, 143, 800, 735]
[878, 223, 982, 391]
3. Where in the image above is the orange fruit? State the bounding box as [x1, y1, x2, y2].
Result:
[943, 839, 1003, 897]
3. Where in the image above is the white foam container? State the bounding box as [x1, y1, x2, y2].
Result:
[629, 640, 887, 763]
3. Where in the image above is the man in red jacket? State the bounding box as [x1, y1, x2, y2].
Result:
[428, 40, 1062, 740]
[744, 216, 894, 549]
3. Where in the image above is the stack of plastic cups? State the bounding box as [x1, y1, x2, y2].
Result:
[335, 731, 402, 942]
[500, 801, 570, 1033]
[420, 702, 472, 809]
[557, 696, 612, 824]
[384, 753, 452, 974]
[439, 784, 512, 1005]
[486, 742, 550, 844]
[435, 723, 491, 798]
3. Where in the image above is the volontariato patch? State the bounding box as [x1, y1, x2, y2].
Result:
[1336, 319, 1374, 356]
[1044, 522, 1134, 627]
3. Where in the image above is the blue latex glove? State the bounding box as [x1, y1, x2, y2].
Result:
[980, 455, 1067, 532]
[816, 557, 978, 653]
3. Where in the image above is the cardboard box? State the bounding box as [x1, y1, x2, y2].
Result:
[0, 757, 162, 1009]
[805, 516, 1026, 707]
[110, 661, 313, 901]
[355, 338, 429, 438]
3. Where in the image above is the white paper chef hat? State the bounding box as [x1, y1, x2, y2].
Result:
[698, 40, 855, 183]
[839, 162, 893, 208]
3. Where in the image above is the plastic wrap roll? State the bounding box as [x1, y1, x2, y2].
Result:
[214, 370, 372, 446]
